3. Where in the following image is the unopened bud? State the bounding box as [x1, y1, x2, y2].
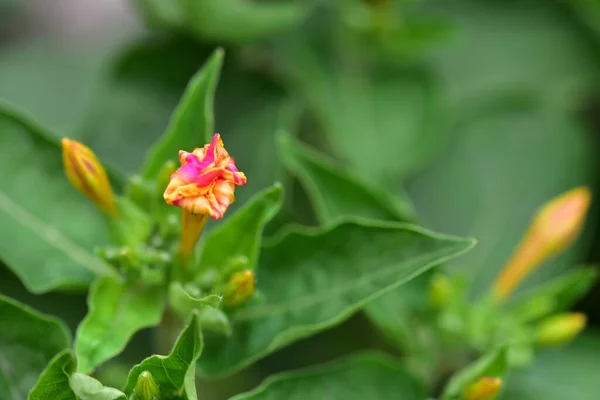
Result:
[463, 377, 502, 400]
[430, 274, 453, 308]
[493, 187, 591, 301]
[536, 312, 587, 347]
[134, 371, 159, 400]
[61, 138, 116, 216]
[223, 270, 256, 307]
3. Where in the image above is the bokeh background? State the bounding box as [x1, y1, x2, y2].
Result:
[1, 0, 600, 398]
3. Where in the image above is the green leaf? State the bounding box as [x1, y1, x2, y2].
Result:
[123, 312, 203, 400]
[28, 350, 77, 400]
[198, 219, 475, 377]
[442, 347, 508, 400]
[408, 102, 596, 296]
[142, 48, 223, 178]
[231, 353, 428, 400]
[108, 197, 153, 247]
[168, 281, 222, 318]
[197, 183, 284, 271]
[0, 105, 117, 293]
[501, 333, 600, 400]
[182, 0, 309, 43]
[509, 267, 598, 322]
[276, 132, 415, 224]
[0, 294, 71, 399]
[70, 373, 126, 400]
[75, 277, 165, 373]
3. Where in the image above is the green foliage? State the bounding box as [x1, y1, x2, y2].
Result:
[28, 350, 77, 400]
[123, 312, 203, 400]
[230, 353, 428, 400]
[0, 295, 71, 399]
[69, 373, 126, 400]
[75, 278, 165, 373]
[198, 220, 474, 377]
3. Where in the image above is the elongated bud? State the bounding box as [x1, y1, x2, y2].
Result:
[492, 187, 591, 301]
[223, 270, 256, 307]
[134, 371, 159, 400]
[463, 377, 502, 400]
[430, 274, 453, 308]
[62, 138, 116, 216]
[179, 210, 208, 264]
[536, 312, 586, 347]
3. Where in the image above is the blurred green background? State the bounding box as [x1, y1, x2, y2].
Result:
[1, 0, 600, 398]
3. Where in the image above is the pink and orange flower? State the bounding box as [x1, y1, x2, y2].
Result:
[164, 133, 247, 219]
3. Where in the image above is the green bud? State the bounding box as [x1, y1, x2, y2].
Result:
[536, 312, 587, 347]
[223, 270, 256, 307]
[134, 371, 159, 400]
[199, 306, 232, 336]
[430, 274, 453, 308]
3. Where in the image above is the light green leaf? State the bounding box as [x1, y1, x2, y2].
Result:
[509, 267, 598, 322]
[198, 219, 475, 377]
[123, 312, 203, 400]
[142, 48, 223, 178]
[0, 294, 71, 399]
[70, 373, 126, 400]
[0, 105, 117, 293]
[75, 277, 165, 373]
[501, 333, 600, 400]
[182, 0, 309, 43]
[442, 347, 508, 400]
[168, 281, 222, 319]
[276, 132, 415, 224]
[28, 349, 77, 400]
[408, 102, 596, 296]
[231, 353, 428, 400]
[197, 183, 284, 271]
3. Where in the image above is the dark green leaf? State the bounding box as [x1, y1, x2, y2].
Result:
[183, 0, 309, 43]
[123, 312, 203, 399]
[442, 347, 508, 400]
[142, 48, 223, 178]
[198, 219, 475, 377]
[70, 373, 126, 400]
[276, 132, 415, 224]
[75, 277, 165, 373]
[408, 103, 596, 296]
[197, 183, 283, 271]
[231, 353, 428, 400]
[501, 333, 600, 400]
[28, 349, 77, 400]
[0, 105, 117, 293]
[0, 294, 71, 399]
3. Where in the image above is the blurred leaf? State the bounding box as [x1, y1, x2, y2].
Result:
[168, 282, 222, 318]
[569, 0, 600, 40]
[142, 48, 223, 178]
[422, 0, 599, 110]
[442, 347, 508, 400]
[75, 38, 213, 174]
[509, 267, 598, 322]
[279, 28, 443, 187]
[0, 294, 70, 399]
[70, 373, 126, 400]
[231, 353, 428, 400]
[0, 105, 116, 293]
[75, 277, 165, 373]
[501, 333, 600, 400]
[198, 219, 475, 377]
[123, 312, 202, 399]
[28, 349, 77, 400]
[182, 0, 309, 43]
[108, 197, 153, 247]
[276, 132, 415, 223]
[407, 102, 597, 296]
[197, 183, 283, 271]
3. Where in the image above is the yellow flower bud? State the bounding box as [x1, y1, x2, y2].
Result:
[536, 312, 587, 347]
[61, 138, 116, 216]
[223, 270, 256, 307]
[134, 371, 159, 400]
[430, 274, 453, 308]
[492, 187, 591, 302]
[463, 377, 502, 400]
